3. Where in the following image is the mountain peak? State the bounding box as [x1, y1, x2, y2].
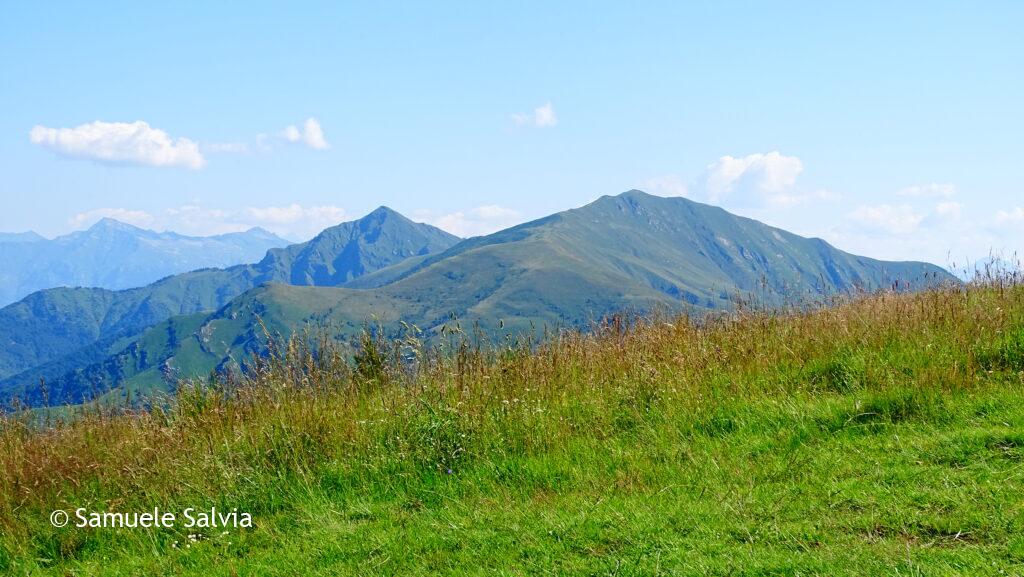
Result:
[87, 218, 146, 233]
[253, 206, 462, 287]
[240, 226, 283, 239]
[363, 205, 407, 223]
[619, 189, 654, 198]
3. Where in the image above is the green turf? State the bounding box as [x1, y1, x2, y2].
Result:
[2, 285, 1021, 575]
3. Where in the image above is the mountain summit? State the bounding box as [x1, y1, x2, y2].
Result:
[0, 209, 461, 394]
[0, 192, 955, 406]
[254, 206, 460, 286]
[355, 190, 949, 311]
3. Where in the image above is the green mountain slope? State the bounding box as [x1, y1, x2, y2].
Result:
[13, 191, 956, 406]
[0, 209, 459, 402]
[0, 268, 253, 381]
[251, 206, 460, 286]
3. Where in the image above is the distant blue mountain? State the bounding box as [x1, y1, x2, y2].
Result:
[0, 231, 45, 243]
[0, 208, 461, 388]
[0, 192, 956, 407]
[0, 219, 290, 306]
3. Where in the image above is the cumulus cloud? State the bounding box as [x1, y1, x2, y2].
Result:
[32, 118, 332, 168]
[414, 205, 524, 238]
[30, 121, 205, 169]
[822, 190, 999, 269]
[996, 207, 1024, 225]
[641, 152, 843, 212]
[282, 125, 301, 142]
[636, 157, 1010, 271]
[933, 200, 963, 220]
[849, 204, 926, 235]
[281, 118, 330, 150]
[702, 152, 804, 203]
[513, 102, 557, 128]
[160, 205, 249, 236]
[245, 204, 348, 236]
[897, 183, 956, 198]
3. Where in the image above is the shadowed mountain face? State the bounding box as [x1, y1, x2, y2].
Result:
[0, 220, 290, 307]
[0, 191, 957, 407]
[0, 209, 460, 391]
[252, 206, 462, 286]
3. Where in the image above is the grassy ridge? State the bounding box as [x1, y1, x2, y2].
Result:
[0, 207, 460, 405]
[2, 191, 955, 410]
[1, 282, 1022, 575]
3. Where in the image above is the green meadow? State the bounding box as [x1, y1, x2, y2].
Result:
[2, 282, 1023, 576]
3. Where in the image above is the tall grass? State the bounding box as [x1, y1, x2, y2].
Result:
[1, 276, 1022, 574]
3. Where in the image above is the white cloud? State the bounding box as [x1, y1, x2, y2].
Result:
[897, 183, 956, 198]
[161, 205, 249, 236]
[512, 102, 557, 128]
[817, 184, 1012, 270]
[282, 125, 302, 142]
[644, 153, 840, 212]
[281, 118, 330, 150]
[32, 118, 332, 168]
[702, 151, 804, 205]
[996, 207, 1024, 225]
[301, 118, 330, 150]
[635, 160, 1013, 271]
[69, 208, 156, 229]
[30, 121, 205, 169]
[639, 175, 689, 197]
[414, 205, 524, 237]
[822, 211, 1010, 275]
[849, 204, 925, 235]
[245, 204, 348, 234]
[934, 200, 963, 220]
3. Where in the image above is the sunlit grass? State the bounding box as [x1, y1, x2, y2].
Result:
[1, 277, 1023, 575]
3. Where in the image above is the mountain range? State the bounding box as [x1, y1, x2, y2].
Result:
[0, 220, 291, 306]
[0, 191, 955, 406]
[0, 231, 46, 243]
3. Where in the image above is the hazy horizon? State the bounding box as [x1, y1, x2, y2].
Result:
[3, 2, 1021, 268]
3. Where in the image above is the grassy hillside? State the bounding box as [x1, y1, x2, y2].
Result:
[0, 268, 255, 381]
[0, 209, 460, 405]
[369, 191, 951, 303]
[1, 279, 1021, 575]
[21, 191, 957, 407]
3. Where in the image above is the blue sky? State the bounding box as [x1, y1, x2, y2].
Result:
[2, 1, 1021, 269]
